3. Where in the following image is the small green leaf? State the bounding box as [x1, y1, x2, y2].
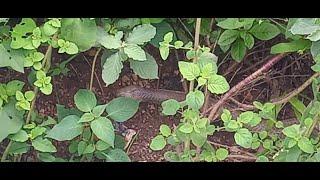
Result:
[96, 140, 111, 151]
[160, 124, 171, 137]
[74, 89, 97, 112]
[159, 45, 170, 60]
[164, 32, 173, 43]
[150, 135, 166, 151]
[92, 104, 107, 117]
[250, 22, 280, 40]
[30, 126, 46, 139]
[78, 141, 87, 156]
[190, 131, 207, 147]
[25, 91, 35, 101]
[241, 33, 254, 49]
[101, 52, 124, 87]
[282, 124, 300, 139]
[83, 144, 95, 154]
[298, 137, 314, 154]
[178, 61, 200, 81]
[186, 90, 204, 110]
[256, 155, 269, 162]
[6, 80, 25, 96]
[79, 113, 95, 123]
[161, 99, 180, 116]
[216, 148, 229, 161]
[32, 137, 57, 153]
[234, 128, 252, 148]
[258, 131, 268, 140]
[90, 117, 115, 147]
[179, 123, 193, 134]
[124, 44, 146, 61]
[231, 39, 246, 62]
[207, 75, 230, 94]
[218, 30, 239, 46]
[104, 148, 131, 162]
[9, 130, 28, 142]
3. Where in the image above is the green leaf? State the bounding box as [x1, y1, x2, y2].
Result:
[159, 45, 170, 60]
[78, 113, 95, 123]
[217, 18, 245, 30]
[98, 30, 122, 49]
[150, 21, 176, 48]
[311, 41, 320, 59]
[126, 24, 156, 45]
[90, 117, 115, 147]
[161, 99, 180, 115]
[96, 140, 111, 151]
[92, 104, 107, 117]
[160, 124, 171, 137]
[221, 109, 232, 122]
[298, 137, 314, 154]
[234, 128, 253, 148]
[179, 123, 193, 134]
[30, 126, 46, 139]
[46, 115, 83, 141]
[150, 135, 166, 151]
[68, 141, 78, 154]
[0, 44, 25, 73]
[56, 104, 83, 122]
[6, 80, 25, 96]
[0, 101, 24, 142]
[105, 97, 139, 122]
[282, 124, 300, 139]
[32, 137, 57, 153]
[164, 32, 174, 43]
[124, 44, 146, 61]
[241, 33, 254, 49]
[8, 142, 30, 155]
[196, 118, 208, 129]
[263, 139, 273, 149]
[258, 131, 268, 140]
[218, 30, 239, 46]
[250, 22, 280, 40]
[178, 61, 200, 81]
[38, 153, 56, 162]
[129, 52, 158, 79]
[207, 75, 230, 94]
[237, 111, 261, 127]
[25, 91, 35, 101]
[9, 130, 28, 142]
[231, 39, 246, 61]
[216, 148, 229, 161]
[190, 131, 207, 147]
[78, 141, 87, 156]
[102, 52, 124, 87]
[74, 89, 97, 112]
[60, 18, 97, 51]
[83, 144, 95, 154]
[290, 18, 320, 35]
[307, 30, 320, 41]
[256, 155, 269, 162]
[104, 148, 131, 162]
[186, 90, 204, 110]
[225, 120, 239, 131]
[271, 39, 311, 54]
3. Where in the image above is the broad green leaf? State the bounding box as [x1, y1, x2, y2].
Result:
[78, 113, 95, 123]
[129, 52, 158, 79]
[10, 18, 36, 49]
[150, 135, 166, 151]
[216, 148, 229, 160]
[90, 117, 115, 147]
[311, 41, 320, 59]
[298, 137, 314, 154]
[0, 101, 24, 142]
[234, 128, 252, 148]
[30, 126, 46, 139]
[186, 90, 204, 110]
[126, 24, 156, 45]
[250, 22, 280, 40]
[161, 99, 180, 115]
[92, 104, 107, 117]
[124, 44, 146, 61]
[104, 148, 131, 162]
[105, 97, 139, 122]
[56, 104, 82, 122]
[60, 18, 97, 51]
[74, 89, 97, 112]
[9, 130, 28, 142]
[8, 142, 30, 155]
[231, 39, 246, 61]
[98, 30, 122, 49]
[271, 39, 311, 54]
[6, 80, 25, 96]
[160, 124, 171, 137]
[78, 141, 87, 156]
[307, 30, 320, 41]
[217, 18, 245, 30]
[96, 140, 111, 151]
[46, 115, 83, 141]
[282, 124, 300, 139]
[102, 52, 124, 87]
[178, 61, 200, 81]
[196, 118, 208, 129]
[32, 137, 57, 153]
[218, 30, 239, 46]
[0, 44, 25, 73]
[115, 18, 141, 29]
[38, 153, 56, 162]
[190, 131, 207, 147]
[290, 18, 320, 35]
[207, 75, 230, 94]
[241, 33, 254, 49]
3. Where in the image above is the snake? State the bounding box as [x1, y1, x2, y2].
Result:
[115, 85, 311, 135]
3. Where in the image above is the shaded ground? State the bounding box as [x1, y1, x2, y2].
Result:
[0, 39, 315, 161]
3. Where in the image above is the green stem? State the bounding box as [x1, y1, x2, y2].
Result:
[89, 47, 102, 91]
[305, 115, 320, 138]
[1, 140, 13, 162]
[184, 139, 190, 152]
[189, 18, 201, 92]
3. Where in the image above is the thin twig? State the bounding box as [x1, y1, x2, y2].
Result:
[89, 47, 102, 91]
[189, 18, 201, 93]
[1, 141, 13, 162]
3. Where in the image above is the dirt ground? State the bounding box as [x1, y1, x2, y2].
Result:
[0, 39, 315, 161]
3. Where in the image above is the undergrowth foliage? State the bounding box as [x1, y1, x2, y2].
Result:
[0, 18, 320, 162]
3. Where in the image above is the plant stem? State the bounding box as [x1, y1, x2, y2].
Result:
[89, 47, 102, 91]
[305, 114, 320, 138]
[189, 18, 201, 93]
[1, 140, 13, 162]
[184, 139, 190, 152]
[207, 53, 287, 121]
